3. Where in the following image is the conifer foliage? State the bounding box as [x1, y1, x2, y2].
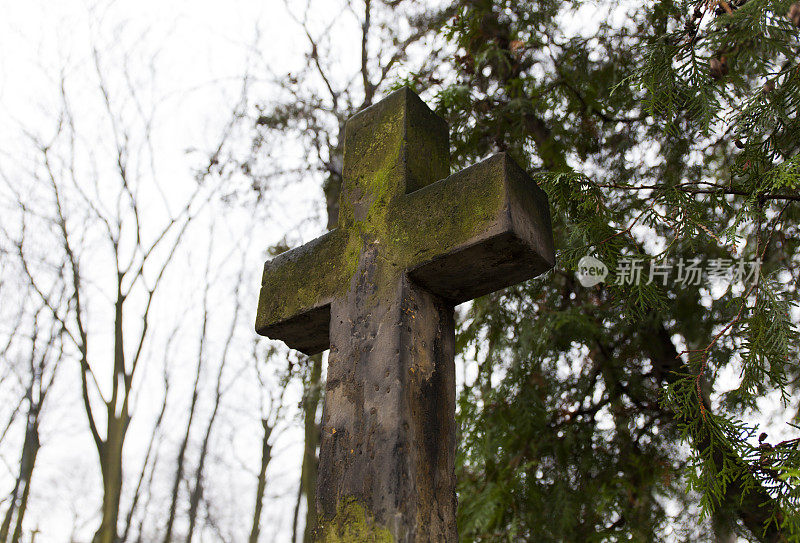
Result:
[405, 0, 800, 540]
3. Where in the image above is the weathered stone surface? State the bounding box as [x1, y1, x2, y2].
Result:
[399, 153, 554, 304]
[318, 265, 457, 541]
[255, 230, 348, 353]
[255, 87, 555, 542]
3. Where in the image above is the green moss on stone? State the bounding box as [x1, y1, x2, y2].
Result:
[388, 154, 509, 266]
[318, 499, 394, 543]
[256, 152, 512, 335]
[255, 230, 350, 330]
[256, 90, 516, 349]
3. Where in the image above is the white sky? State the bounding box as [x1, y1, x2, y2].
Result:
[0, 1, 333, 541]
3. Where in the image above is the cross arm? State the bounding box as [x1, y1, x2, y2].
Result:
[394, 153, 555, 304]
[255, 229, 352, 355]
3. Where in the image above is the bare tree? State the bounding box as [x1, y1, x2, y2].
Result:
[0, 305, 64, 543]
[183, 248, 253, 543]
[119, 327, 177, 543]
[298, 353, 323, 543]
[2, 42, 248, 542]
[248, 342, 290, 543]
[162, 230, 216, 543]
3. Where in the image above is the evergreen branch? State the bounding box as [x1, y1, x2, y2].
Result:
[595, 183, 800, 202]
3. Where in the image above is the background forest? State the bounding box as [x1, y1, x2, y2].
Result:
[1, 0, 799, 541]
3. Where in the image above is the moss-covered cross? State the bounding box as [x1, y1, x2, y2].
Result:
[255, 88, 554, 542]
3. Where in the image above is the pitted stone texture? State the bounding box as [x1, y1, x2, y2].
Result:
[255, 87, 555, 542]
[319, 252, 456, 541]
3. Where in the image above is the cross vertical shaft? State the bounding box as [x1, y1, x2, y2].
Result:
[317, 90, 456, 541]
[319, 263, 458, 541]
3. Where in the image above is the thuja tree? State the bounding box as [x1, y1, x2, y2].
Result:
[403, 0, 800, 540]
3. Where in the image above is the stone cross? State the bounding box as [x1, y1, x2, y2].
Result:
[255, 88, 554, 542]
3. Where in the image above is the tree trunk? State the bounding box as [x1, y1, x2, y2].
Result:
[93, 418, 127, 543]
[248, 420, 274, 543]
[322, 126, 345, 231]
[164, 298, 209, 543]
[9, 450, 35, 543]
[290, 476, 303, 543]
[0, 417, 40, 543]
[301, 354, 322, 543]
[162, 394, 196, 543]
[120, 371, 170, 543]
[184, 399, 220, 543]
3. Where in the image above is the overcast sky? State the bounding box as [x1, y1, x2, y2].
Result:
[0, 2, 338, 541]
